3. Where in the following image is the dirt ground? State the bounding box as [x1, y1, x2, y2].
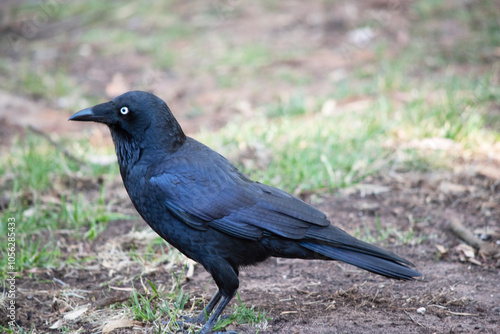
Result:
[1, 1, 500, 333]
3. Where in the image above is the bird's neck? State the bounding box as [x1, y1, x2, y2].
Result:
[111, 125, 187, 181]
[111, 132, 143, 177]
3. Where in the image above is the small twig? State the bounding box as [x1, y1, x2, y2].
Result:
[446, 311, 478, 316]
[109, 286, 134, 292]
[371, 289, 379, 304]
[427, 304, 446, 309]
[404, 310, 426, 328]
[61, 291, 87, 299]
[93, 292, 131, 308]
[427, 304, 479, 316]
[449, 217, 498, 256]
[140, 276, 149, 294]
[27, 125, 85, 166]
[53, 277, 68, 287]
[449, 217, 483, 249]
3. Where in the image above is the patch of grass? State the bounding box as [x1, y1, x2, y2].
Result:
[266, 93, 313, 118]
[410, 0, 500, 64]
[206, 43, 273, 87]
[128, 273, 191, 332]
[200, 98, 391, 192]
[12, 0, 119, 21]
[8, 135, 60, 192]
[199, 65, 497, 193]
[141, 238, 177, 265]
[214, 293, 270, 331]
[1, 1, 197, 102]
[124, 270, 268, 333]
[2, 324, 37, 334]
[129, 283, 164, 323]
[16, 235, 62, 274]
[0, 133, 125, 277]
[75, 2, 195, 70]
[353, 215, 426, 246]
[221, 44, 271, 68]
[277, 69, 313, 86]
[0, 195, 121, 276]
[8, 60, 81, 101]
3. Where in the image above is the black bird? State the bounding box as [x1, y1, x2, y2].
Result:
[69, 91, 421, 334]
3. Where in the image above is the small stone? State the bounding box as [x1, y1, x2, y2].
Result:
[416, 307, 426, 315]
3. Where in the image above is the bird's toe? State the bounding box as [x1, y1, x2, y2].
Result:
[182, 314, 206, 324]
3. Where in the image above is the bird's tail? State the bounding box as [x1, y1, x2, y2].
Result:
[300, 225, 421, 280]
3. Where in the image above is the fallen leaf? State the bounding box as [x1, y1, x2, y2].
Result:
[455, 243, 478, 264]
[456, 243, 475, 258]
[103, 319, 136, 333]
[63, 305, 89, 320]
[49, 320, 63, 329]
[435, 244, 448, 255]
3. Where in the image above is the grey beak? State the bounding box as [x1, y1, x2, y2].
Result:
[68, 107, 95, 122]
[68, 101, 114, 123]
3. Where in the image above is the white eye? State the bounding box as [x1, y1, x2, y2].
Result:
[120, 106, 129, 115]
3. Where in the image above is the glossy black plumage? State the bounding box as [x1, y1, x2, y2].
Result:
[69, 91, 421, 334]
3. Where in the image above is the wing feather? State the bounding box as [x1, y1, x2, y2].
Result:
[146, 140, 330, 240]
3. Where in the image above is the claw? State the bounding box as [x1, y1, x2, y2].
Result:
[181, 314, 206, 325]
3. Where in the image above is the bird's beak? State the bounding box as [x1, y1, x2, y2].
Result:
[68, 102, 113, 123]
[68, 107, 95, 121]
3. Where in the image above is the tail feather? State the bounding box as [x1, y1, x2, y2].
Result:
[300, 242, 421, 280]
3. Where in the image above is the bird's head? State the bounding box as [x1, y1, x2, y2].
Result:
[69, 91, 186, 153]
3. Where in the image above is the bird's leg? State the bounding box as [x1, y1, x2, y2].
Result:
[198, 292, 236, 334]
[183, 291, 222, 324]
[162, 292, 222, 331]
[196, 262, 239, 333]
